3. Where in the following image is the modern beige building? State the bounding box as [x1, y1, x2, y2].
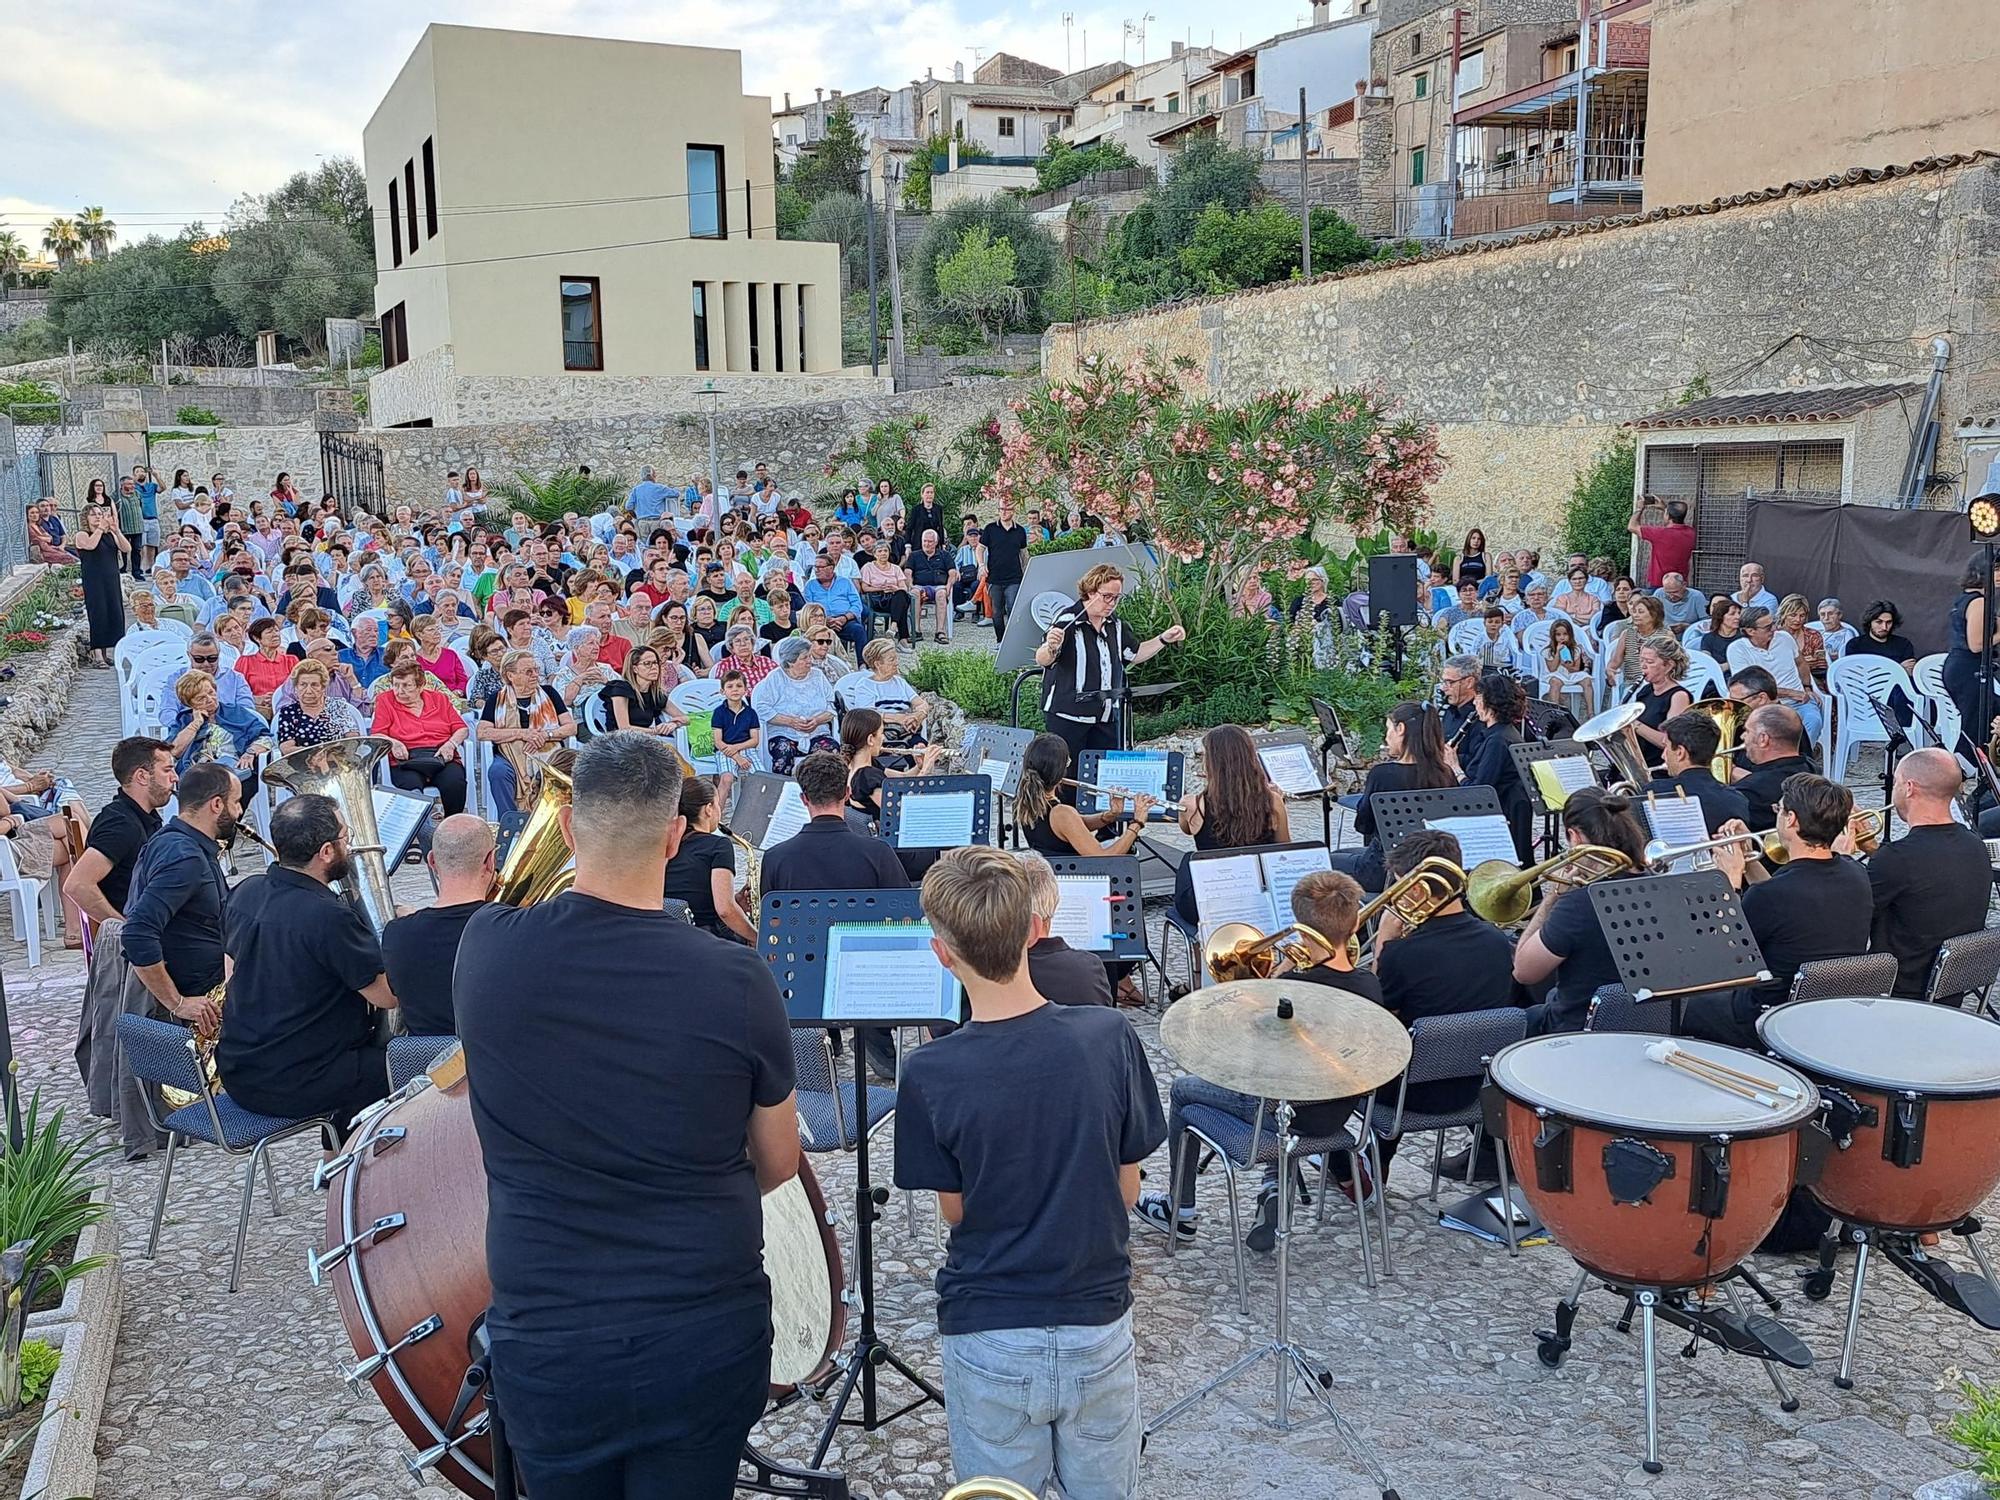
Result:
[1645, 0, 2000, 210]
[364, 24, 849, 428]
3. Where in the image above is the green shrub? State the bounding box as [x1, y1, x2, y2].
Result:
[173, 404, 220, 426]
[0, 379, 58, 422]
[16, 1341, 55, 1406]
[0, 1092, 114, 1298]
[1562, 432, 1637, 566]
[1948, 1379, 2000, 1494]
[0, 318, 60, 365]
[1027, 528, 1098, 557]
[356, 332, 382, 367]
[908, 650, 1043, 730]
[488, 469, 627, 525]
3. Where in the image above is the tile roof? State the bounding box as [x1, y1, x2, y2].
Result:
[964, 89, 1072, 110]
[1627, 383, 1922, 431]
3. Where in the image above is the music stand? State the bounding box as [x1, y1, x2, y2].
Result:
[1366, 786, 1506, 852]
[1040, 854, 1148, 962]
[1860, 691, 1913, 804]
[1253, 730, 1336, 846]
[1122, 681, 1181, 750]
[371, 786, 436, 870]
[1511, 738, 1592, 857]
[758, 890, 953, 1465]
[731, 773, 807, 850]
[1587, 870, 1771, 1033]
[1076, 748, 1183, 822]
[878, 774, 993, 848]
[962, 724, 1035, 845]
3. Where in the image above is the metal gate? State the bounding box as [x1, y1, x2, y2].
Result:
[37, 450, 121, 529]
[1642, 440, 1844, 597]
[321, 431, 385, 519]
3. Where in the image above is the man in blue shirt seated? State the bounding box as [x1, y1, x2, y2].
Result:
[341, 616, 390, 691]
[802, 552, 869, 654]
[627, 466, 672, 521]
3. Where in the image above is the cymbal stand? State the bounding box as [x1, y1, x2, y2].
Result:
[1143, 1095, 1400, 1500]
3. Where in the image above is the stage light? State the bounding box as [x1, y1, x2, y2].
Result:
[1973, 494, 2000, 541]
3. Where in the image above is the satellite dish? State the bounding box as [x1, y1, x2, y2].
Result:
[1030, 591, 1074, 631]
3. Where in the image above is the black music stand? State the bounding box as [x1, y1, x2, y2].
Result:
[1040, 854, 1148, 962]
[758, 891, 952, 1465]
[731, 773, 806, 849]
[1367, 786, 1506, 852]
[1253, 729, 1335, 847]
[1076, 748, 1184, 822]
[1587, 871, 1771, 1034]
[371, 786, 437, 869]
[1510, 738, 1590, 857]
[962, 724, 1035, 846]
[878, 774, 993, 848]
[1122, 680, 1181, 750]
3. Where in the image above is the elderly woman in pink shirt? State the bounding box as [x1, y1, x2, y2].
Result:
[858, 547, 913, 645]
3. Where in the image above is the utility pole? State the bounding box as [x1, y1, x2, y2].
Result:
[1299, 87, 1312, 277]
[861, 170, 881, 376]
[884, 166, 908, 388]
[1444, 6, 1466, 242]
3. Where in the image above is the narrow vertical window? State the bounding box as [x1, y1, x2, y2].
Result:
[404, 160, 419, 250]
[692, 283, 710, 372]
[389, 180, 403, 266]
[773, 285, 786, 371]
[688, 145, 726, 238]
[748, 285, 761, 373]
[422, 138, 438, 238]
[560, 277, 603, 371]
[797, 287, 809, 371]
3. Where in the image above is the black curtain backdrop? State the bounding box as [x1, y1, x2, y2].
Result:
[1745, 500, 1968, 657]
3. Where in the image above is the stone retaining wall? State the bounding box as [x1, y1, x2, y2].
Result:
[147, 428, 325, 502]
[71, 383, 325, 427]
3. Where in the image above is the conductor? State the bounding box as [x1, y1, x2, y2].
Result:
[455, 732, 800, 1498]
[1034, 563, 1185, 759]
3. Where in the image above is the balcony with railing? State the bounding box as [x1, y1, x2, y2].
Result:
[1447, 60, 1647, 239]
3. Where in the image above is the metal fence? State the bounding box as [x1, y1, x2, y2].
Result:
[0, 419, 26, 573]
[37, 451, 121, 530]
[321, 431, 385, 519]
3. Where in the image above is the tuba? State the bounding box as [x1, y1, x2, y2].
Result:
[1687, 696, 1745, 785]
[262, 735, 400, 937]
[1465, 844, 1634, 927]
[1573, 701, 1650, 794]
[494, 760, 576, 907]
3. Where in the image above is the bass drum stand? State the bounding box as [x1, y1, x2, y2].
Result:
[1801, 1214, 2000, 1390]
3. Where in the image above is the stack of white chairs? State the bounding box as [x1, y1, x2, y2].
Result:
[1825, 656, 1919, 782]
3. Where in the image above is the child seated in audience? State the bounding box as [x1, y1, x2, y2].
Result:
[710, 668, 760, 807]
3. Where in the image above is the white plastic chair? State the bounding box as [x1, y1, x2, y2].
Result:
[1680, 622, 1707, 653]
[0, 837, 56, 970]
[1678, 654, 1727, 702]
[1825, 656, 1915, 782]
[671, 679, 733, 777]
[1446, 618, 1486, 657]
[157, 618, 193, 642]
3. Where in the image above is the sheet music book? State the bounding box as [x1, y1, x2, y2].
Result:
[1257, 742, 1323, 797]
[1260, 845, 1332, 927]
[1090, 750, 1169, 805]
[760, 780, 809, 850]
[1644, 790, 1710, 871]
[1050, 875, 1114, 951]
[1426, 815, 1519, 869]
[1528, 756, 1596, 812]
[894, 791, 977, 848]
[371, 789, 430, 870]
[1189, 852, 1277, 935]
[824, 923, 958, 1024]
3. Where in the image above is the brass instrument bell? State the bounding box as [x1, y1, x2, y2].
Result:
[1572, 701, 1650, 794]
[494, 761, 576, 907]
[1464, 844, 1635, 927]
[1203, 921, 1340, 983]
[1349, 855, 1468, 962]
[1687, 696, 1745, 785]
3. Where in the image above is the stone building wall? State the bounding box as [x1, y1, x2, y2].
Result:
[0, 295, 51, 337]
[363, 378, 1029, 507]
[147, 427, 326, 501]
[1043, 157, 2000, 551]
[69, 383, 324, 426]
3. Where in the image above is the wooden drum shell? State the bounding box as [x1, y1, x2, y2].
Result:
[1497, 1101, 1803, 1290]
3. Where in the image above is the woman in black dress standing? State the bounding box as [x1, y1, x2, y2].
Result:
[1942, 554, 2000, 757]
[71, 499, 130, 667]
[1458, 670, 1534, 862]
[1330, 700, 1457, 892]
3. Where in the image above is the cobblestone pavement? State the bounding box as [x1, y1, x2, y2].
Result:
[5, 658, 1995, 1499]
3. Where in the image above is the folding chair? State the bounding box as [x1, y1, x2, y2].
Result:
[1583, 985, 1671, 1035]
[1924, 928, 2000, 1014]
[1368, 1007, 1528, 1218]
[1787, 952, 1898, 1004]
[386, 1035, 460, 1093]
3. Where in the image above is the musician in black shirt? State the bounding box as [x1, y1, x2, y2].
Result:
[1458, 670, 1534, 862]
[65, 736, 173, 924]
[379, 814, 495, 1036]
[1513, 787, 1652, 1034]
[1019, 854, 1114, 1008]
[1733, 704, 1814, 832]
[1652, 711, 1749, 834]
[1868, 747, 1992, 1000]
[1437, 656, 1487, 765]
[1330, 701, 1456, 893]
[1683, 774, 1874, 1047]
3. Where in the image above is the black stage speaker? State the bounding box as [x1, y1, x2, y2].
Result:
[1366, 553, 1421, 629]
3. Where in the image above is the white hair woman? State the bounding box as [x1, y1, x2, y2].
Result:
[751, 636, 838, 775]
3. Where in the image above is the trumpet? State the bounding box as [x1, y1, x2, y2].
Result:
[1644, 829, 1787, 871]
[1465, 844, 1635, 927]
[1350, 855, 1467, 963]
[1847, 806, 1887, 855]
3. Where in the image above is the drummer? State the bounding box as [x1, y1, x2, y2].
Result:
[1681, 774, 1873, 1047]
[1512, 786, 1651, 1034]
[1136, 870, 1381, 1251]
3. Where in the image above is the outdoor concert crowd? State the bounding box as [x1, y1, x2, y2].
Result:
[18, 460, 2000, 1498]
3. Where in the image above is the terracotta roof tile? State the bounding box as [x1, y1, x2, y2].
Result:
[1626, 383, 1922, 431]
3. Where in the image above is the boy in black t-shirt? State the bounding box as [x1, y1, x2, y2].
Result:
[896, 848, 1164, 1497]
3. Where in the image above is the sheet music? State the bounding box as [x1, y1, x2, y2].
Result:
[895, 790, 976, 848]
[1190, 852, 1277, 933]
[1051, 875, 1114, 951]
[1089, 750, 1169, 809]
[1528, 756, 1596, 811]
[1261, 845, 1332, 927]
[1426, 816, 1519, 868]
[761, 780, 810, 850]
[1645, 790, 1711, 870]
[978, 758, 1011, 794]
[825, 923, 957, 1023]
[1258, 742, 1322, 796]
[371, 790, 430, 867]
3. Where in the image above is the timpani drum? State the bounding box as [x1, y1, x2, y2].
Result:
[317, 1047, 845, 1498]
[1488, 1033, 1822, 1289]
[1759, 997, 2000, 1232]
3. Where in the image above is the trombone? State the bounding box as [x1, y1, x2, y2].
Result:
[1201, 856, 1467, 981]
[1465, 845, 1635, 927]
[1351, 855, 1467, 964]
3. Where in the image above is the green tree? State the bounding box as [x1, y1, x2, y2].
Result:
[787, 103, 868, 204]
[40, 219, 81, 272]
[1150, 135, 1262, 253]
[48, 232, 232, 348]
[775, 177, 811, 238]
[933, 226, 1021, 340]
[908, 195, 1058, 333]
[900, 133, 992, 212]
[799, 191, 884, 288]
[0, 232, 24, 288]
[1179, 201, 1303, 291]
[251, 157, 373, 259]
[1307, 206, 1374, 274]
[1034, 137, 1140, 195]
[211, 215, 373, 352]
[76, 206, 116, 260]
[1562, 432, 1638, 563]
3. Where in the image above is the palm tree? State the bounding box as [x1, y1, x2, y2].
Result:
[76, 207, 116, 260]
[40, 219, 81, 273]
[0, 232, 24, 288]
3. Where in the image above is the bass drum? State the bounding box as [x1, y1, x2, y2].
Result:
[319, 1047, 846, 1499]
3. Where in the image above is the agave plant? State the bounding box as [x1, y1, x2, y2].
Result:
[486, 468, 627, 525]
[0, 1092, 113, 1300]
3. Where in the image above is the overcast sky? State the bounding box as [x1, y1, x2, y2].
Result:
[2, 0, 1324, 247]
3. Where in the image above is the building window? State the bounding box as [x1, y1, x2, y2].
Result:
[688, 145, 726, 239]
[798, 287, 809, 371]
[748, 284, 761, 373]
[422, 138, 438, 239]
[998, 116, 1016, 138]
[1414, 71, 1428, 99]
[403, 160, 419, 250]
[1410, 32, 1423, 59]
[773, 285, 786, 371]
[692, 283, 710, 372]
[1456, 50, 1485, 98]
[560, 277, 602, 371]
[1168, 94, 1181, 113]
[388, 180, 402, 266]
[1410, 146, 1426, 186]
[381, 304, 407, 369]
[1114, 88, 1126, 102]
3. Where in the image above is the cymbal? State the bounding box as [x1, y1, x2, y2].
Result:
[1160, 979, 1413, 1101]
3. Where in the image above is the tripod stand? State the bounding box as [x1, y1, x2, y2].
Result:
[811, 1024, 944, 1468]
